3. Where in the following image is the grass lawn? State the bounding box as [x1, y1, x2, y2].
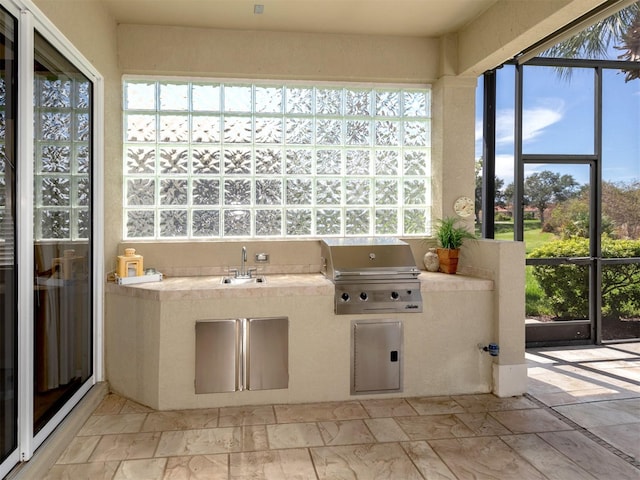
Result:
[491, 221, 557, 254]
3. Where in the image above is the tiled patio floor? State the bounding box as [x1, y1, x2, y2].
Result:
[43, 343, 640, 479]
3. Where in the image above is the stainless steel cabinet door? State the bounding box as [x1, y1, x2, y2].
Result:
[246, 317, 288, 390]
[195, 320, 240, 393]
[352, 320, 402, 394]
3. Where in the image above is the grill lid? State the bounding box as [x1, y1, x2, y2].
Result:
[320, 237, 420, 281]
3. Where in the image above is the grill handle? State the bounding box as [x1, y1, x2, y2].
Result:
[335, 270, 419, 277]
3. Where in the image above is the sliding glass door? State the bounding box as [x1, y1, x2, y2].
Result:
[0, 2, 101, 475]
[0, 5, 17, 473]
[33, 31, 93, 434]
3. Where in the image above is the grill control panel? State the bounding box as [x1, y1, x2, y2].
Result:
[334, 282, 423, 315]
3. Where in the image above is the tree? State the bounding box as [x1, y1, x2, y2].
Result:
[504, 182, 515, 209]
[542, 2, 640, 82]
[475, 160, 482, 221]
[615, 6, 640, 81]
[524, 171, 580, 225]
[549, 191, 614, 239]
[602, 180, 640, 239]
[475, 158, 506, 221]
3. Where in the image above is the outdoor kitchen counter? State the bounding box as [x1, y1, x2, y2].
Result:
[104, 271, 494, 301]
[105, 273, 334, 300]
[105, 271, 497, 410]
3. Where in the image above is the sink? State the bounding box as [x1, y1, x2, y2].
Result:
[221, 276, 266, 285]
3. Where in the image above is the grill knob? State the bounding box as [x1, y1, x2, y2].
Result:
[359, 292, 368, 301]
[340, 292, 350, 302]
[391, 291, 399, 300]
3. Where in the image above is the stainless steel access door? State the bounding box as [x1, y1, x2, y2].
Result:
[351, 319, 402, 394]
[195, 319, 241, 393]
[246, 317, 289, 390]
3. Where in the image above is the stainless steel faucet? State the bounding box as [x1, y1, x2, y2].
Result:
[230, 245, 256, 279]
[241, 246, 247, 277]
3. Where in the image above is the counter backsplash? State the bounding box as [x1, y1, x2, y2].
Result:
[117, 239, 432, 279]
[158, 263, 323, 278]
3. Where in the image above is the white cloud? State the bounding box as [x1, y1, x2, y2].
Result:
[522, 105, 564, 142]
[495, 109, 515, 145]
[492, 158, 571, 186]
[496, 154, 514, 184]
[492, 158, 571, 185]
[475, 100, 566, 183]
[493, 101, 564, 146]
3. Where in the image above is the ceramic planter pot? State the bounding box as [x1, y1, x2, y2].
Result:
[423, 248, 440, 272]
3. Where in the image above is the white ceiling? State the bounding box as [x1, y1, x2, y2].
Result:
[98, 0, 499, 37]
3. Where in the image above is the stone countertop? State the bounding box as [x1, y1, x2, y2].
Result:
[105, 272, 494, 301]
[419, 271, 494, 291]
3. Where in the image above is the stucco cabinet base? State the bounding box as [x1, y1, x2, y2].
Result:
[105, 242, 526, 411]
[493, 363, 528, 397]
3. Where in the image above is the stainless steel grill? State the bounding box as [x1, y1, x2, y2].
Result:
[320, 238, 423, 315]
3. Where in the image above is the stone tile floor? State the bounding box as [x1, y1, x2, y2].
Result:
[44, 343, 640, 479]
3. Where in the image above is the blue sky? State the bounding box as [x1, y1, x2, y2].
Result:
[475, 64, 640, 187]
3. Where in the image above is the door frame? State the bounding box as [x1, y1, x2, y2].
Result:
[0, 1, 104, 475]
[481, 58, 639, 347]
[515, 61, 601, 346]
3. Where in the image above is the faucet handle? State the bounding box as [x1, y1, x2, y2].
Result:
[246, 267, 257, 278]
[228, 268, 239, 278]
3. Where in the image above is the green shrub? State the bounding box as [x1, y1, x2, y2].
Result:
[525, 266, 554, 317]
[529, 238, 640, 319]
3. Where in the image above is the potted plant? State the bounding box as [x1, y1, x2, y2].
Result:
[433, 216, 475, 274]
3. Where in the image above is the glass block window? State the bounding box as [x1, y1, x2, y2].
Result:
[34, 69, 92, 241]
[123, 78, 431, 239]
[0, 74, 14, 267]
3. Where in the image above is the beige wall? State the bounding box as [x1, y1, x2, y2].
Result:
[458, 0, 607, 75]
[34, 0, 602, 272]
[30, 1, 599, 396]
[118, 25, 440, 82]
[458, 239, 528, 396]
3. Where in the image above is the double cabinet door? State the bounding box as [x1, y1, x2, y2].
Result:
[195, 317, 288, 393]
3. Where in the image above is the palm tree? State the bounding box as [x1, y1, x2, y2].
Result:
[615, 6, 640, 80]
[542, 2, 640, 81]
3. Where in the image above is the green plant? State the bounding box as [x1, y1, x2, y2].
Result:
[525, 266, 554, 317]
[529, 237, 640, 319]
[434, 216, 476, 250]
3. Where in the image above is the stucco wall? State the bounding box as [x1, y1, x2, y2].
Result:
[118, 24, 439, 83]
[458, 0, 606, 75]
[105, 273, 499, 410]
[30, 0, 599, 397]
[33, 0, 603, 269]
